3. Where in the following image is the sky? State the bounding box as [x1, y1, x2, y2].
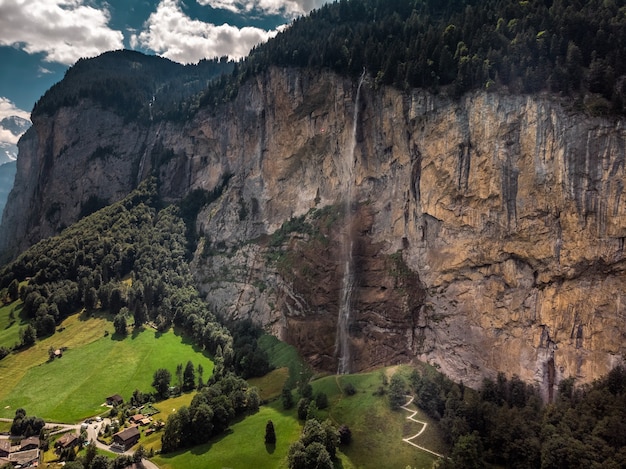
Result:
[0, 0, 331, 124]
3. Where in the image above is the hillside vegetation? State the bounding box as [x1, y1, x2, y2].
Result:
[0, 312, 214, 422]
[0, 178, 233, 360]
[202, 0, 626, 114]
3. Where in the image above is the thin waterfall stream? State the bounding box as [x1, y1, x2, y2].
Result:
[336, 70, 366, 375]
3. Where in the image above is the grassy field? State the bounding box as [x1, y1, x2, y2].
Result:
[248, 367, 290, 401]
[151, 367, 447, 469]
[0, 300, 27, 349]
[152, 400, 302, 469]
[0, 312, 214, 423]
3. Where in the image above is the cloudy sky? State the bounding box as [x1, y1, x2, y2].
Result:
[0, 0, 330, 123]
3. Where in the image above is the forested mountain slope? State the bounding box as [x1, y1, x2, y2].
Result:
[0, 0, 625, 395]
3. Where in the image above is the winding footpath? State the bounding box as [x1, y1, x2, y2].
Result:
[400, 395, 445, 459]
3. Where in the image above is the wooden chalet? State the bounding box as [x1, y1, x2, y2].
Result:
[106, 394, 124, 406]
[112, 426, 140, 450]
[55, 432, 78, 451]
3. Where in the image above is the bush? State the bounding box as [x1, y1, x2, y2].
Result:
[338, 425, 352, 445]
[344, 382, 356, 396]
[315, 392, 329, 410]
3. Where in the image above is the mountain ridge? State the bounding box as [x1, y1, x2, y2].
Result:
[1, 0, 626, 395]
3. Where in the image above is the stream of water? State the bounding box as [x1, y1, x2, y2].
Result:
[336, 70, 366, 375]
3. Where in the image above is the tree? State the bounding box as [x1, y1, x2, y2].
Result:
[183, 360, 196, 392]
[297, 398, 310, 420]
[389, 372, 406, 410]
[265, 420, 276, 445]
[133, 445, 146, 464]
[282, 386, 294, 410]
[113, 311, 127, 336]
[152, 368, 171, 399]
[338, 424, 352, 445]
[315, 392, 329, 410]
[344, 382, 356, 396]
[19, 324, 36, 347]
[197, 363, 204, 388]
[85, 440, 97, 467]
[176, 363, 183, 389]
[7, 279, 19, 301]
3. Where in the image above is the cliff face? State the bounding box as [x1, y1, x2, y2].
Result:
[2, 67, 625, 394]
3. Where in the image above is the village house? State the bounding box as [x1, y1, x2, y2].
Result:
[0, 440, 10, 458]
[7, 448, 40, 467]
[19, 436, 40, 451]
[128, 414, 144, 425]
[0, 436, 41, 467]
[55, 432, 78, 452]
[106, 394, 124, 406]
[111, 426, 140, 451]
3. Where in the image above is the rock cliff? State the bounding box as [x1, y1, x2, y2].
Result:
[2, 66, 625, 395]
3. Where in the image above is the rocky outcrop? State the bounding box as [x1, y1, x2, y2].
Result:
[2, 66, 625, 395]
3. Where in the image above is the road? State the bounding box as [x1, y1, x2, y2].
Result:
[1, 417, 159, 469]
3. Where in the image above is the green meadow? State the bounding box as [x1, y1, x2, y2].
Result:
[0, 300, 27, 350]
[0, 301, 447, 468]
[152, 368, 446, 469]
[0, 308, 214, 422]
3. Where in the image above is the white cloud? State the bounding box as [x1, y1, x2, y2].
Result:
[197, 0, 330, 17]
[133, 0, 280, 63]
[0, 0, 124, 65]
[0, 98, 30, 121]
[0, 98, 30, 145]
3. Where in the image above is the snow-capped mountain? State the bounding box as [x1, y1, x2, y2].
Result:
[0, 116, 31, 164]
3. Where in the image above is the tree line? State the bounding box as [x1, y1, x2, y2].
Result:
[201, 0, 626, 114]
[388, 364, 626, 468]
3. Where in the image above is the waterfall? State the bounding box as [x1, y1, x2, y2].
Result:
[336, 70, 365, 375]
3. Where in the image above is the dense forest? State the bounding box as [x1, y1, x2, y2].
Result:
[205, 0, 626, 114]
[0, 179, 268, 378]
[31, 50, 233, 122]
[30, 0, 626, 124]
[389, 364, 626, 468]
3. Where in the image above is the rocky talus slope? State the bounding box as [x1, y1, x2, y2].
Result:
[2, 67, 625, 396]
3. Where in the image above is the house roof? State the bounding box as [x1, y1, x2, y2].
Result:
[9, 448, 39, 464]
[107, 394, 124, 403]
[20, 436, 40, 449]
[56, 432, 78, 448]
[0, 440, 10, 452]
[113, 426, 140, 442]
[130, 414, 144, 421]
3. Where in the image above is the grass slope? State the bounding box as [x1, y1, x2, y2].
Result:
[153, 400, 302, 469]
[0, 313, 213, 422]
[0, 300, 27, 349]
[151, 367, 447, 469]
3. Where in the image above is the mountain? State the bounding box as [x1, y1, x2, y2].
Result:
[0, 116, 31, 164]
[0, 160, 17, 216]
[1, 0, 625, 398]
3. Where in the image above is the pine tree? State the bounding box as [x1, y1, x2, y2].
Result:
[265, 420, 276, 445]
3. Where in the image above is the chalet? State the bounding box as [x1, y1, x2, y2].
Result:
[19, 436, 40, 451]
[112, 426, 140, 451]
[55, 432, 78, 451]
[128, 414, 144, 425]
[8, 448, 39, 467]
[0, 438, 41, 468]
[0, 440, 10, 457]
[106, 394, 124, 406]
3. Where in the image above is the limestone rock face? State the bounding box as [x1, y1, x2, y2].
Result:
[2, 67, 626, 395]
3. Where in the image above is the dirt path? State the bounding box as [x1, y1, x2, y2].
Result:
[400, 395, 445, 459]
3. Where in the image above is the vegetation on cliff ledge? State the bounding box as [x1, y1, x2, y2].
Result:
[204, 0, 626, 114]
